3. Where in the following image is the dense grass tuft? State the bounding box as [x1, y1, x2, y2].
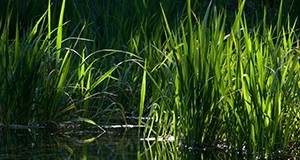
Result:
[143, 0, 300, 158]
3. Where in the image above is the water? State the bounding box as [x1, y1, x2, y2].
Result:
[1, 125, 283, 159]
[0, 126, 226, 159]
[0, 127, 141, 159]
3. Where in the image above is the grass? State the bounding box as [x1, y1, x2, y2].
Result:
[0, 0, 300, 158]
[0, 0, 130, 125]
[145, 0, 300, 158]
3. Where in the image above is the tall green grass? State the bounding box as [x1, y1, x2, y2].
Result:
[0, 0, 126, 125]
[145, 0, 300, 158]
[223, 1, 300, 157]
[0, 6, 50, 124]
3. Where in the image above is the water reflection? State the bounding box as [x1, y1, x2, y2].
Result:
[0, 127, 139, 159]
[0, 127, 253, 159]
[139, 138, 256, 160]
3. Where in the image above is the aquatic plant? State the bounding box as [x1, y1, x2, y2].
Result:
[0, 0, 124, 125]
[144, 0, 300, 158]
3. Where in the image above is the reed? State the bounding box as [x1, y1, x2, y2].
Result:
[0, 0, 125, 125]
[222, 1, 300, 157]
[145, 0, 300, 158]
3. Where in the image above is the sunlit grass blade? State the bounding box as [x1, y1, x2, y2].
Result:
[138, 59, 147, 136]
[56, 0, 66, 66]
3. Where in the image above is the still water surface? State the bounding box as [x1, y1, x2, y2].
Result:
[0, 126, 251, 159]
[1, 127, 141, 159]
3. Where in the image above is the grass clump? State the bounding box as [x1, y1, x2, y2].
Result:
[144, 0, 300, 158]
[0, 0, 126, 126]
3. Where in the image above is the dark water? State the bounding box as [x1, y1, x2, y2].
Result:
[0, 126, 142, 159]
[0, 126, 268, 160]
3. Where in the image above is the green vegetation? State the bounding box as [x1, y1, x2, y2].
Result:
[157, 0, 300, 158]
[1, 0, 300, 158]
